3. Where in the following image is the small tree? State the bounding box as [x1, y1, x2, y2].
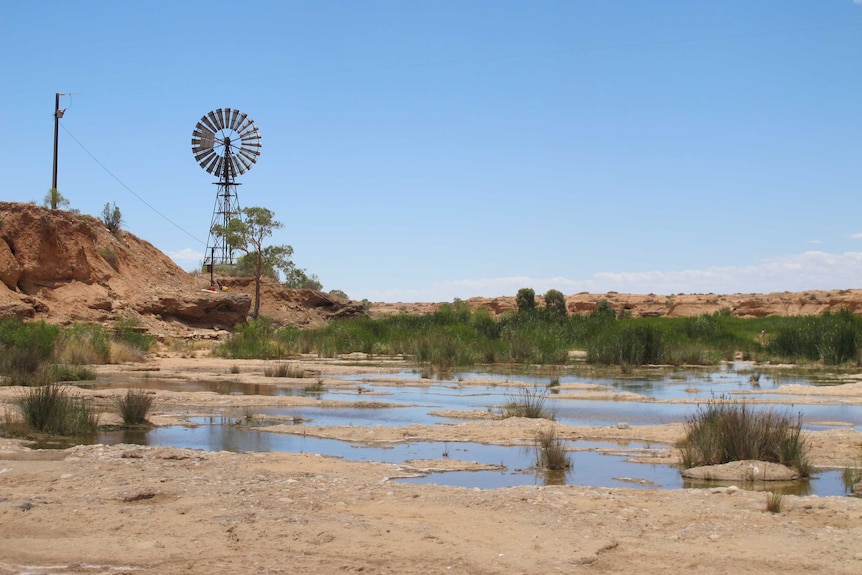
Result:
[213, 207, 288, 319]
[591, 299, 616, 320]
[43, 188, 69, 210]
[284, 268, 322, 290]
[544, 289, 567, 319]
[516, 288, 536, 313]
[101, 202, 123, 234]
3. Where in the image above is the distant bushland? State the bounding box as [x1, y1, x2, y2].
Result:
[214, 297, 862, 369]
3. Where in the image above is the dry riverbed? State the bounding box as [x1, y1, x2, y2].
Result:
[1, 354, 862, 574]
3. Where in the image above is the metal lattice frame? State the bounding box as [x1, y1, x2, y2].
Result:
[191, 108, 262, 266]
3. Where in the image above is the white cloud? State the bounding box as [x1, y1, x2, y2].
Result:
[167, 248, 205, 270]
[362, 251, 862, 302]
[850, 233, 862, 239]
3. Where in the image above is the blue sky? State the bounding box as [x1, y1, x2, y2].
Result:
[3, 1, 861, 302]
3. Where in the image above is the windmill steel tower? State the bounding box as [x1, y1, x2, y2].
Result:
[191, 108, 262, 270]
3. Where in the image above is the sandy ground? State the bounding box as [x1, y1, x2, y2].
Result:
[2, 355, 862, 575]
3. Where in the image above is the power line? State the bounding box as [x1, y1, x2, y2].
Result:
[59, 122, 205, 246]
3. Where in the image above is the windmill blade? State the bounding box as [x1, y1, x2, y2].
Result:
[241, 140, 262, 150]
[240, 131, 261, 143]
[214, 157, 224, 179]
[195, 149, 216, 166]
[233, 112, 249, 132]
[229, 109, 242, 131]
[205, 154, 220, 174]
[237, 116, 254, 134]
[207, 111, 222, 132]
[219, 109, 231, 130]
[192, 127, 215, 152]
[239, 147, 260, 162]
[238, 124, 259, 139]
[238, 150, 258, 167]
[236, 154, 253, 173]
[200, 114, 218, 133]
[232, 156, 247, 175]
[196, 149, 216, 169]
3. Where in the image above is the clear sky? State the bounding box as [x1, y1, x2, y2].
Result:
[3, 1, 861, 302]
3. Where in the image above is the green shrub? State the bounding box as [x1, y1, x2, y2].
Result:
[113, 315, 154, 353]
[543, 289, 568, 319]
[591, 299, 616, 320]
[49, 364, 97, 381]
[216, 317, 284, 359]
[116, 389, 154, 426]
[15, 384, 99, 435]
[678, 399, 810, 476]
[0, 319, 59, 385]
[99, 246, 120, 271]
[516, 288, 536, 313]
[56, 323, 111, 364]
[101, 202, 123, 234]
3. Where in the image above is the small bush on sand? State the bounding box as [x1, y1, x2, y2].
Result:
[678, 399, 811, 476]
[503, 387, 554, 420]
[116, 389, 155, 426]
[765, 491, 783, 513]
[49, 364, 97, 382]
[264, 363, 304, 378]
[109, 341, 148, 363]
[535, 427, 571, 470]
[15, 384, 99, 436]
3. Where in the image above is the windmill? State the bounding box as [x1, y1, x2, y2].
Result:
[191, 108, 262, 277]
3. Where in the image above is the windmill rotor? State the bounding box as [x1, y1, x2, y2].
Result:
[192, 108, 261, 177]
[192, 108, 262, 273]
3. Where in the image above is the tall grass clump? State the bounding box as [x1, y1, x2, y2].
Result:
[216, 317, 285, 359]
[767, 310, 861, 365]
[264, 363, 305, 378]
[116, 389, 155, 426]
[765, 491, 784, 513]
[587, 324, 664, 366]
[0, 318, 59, 385]
[502, 387, 554, 420]
[678, 399, 811, 476]
[14, 384, 99, 435]
[113, 315, 155, 354]
[535, 427, 571, 470]
[55, 323, 111, 365]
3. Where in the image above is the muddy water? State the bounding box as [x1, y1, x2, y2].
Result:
[93, 421, 850, 496]
[77, 364, 860, 495]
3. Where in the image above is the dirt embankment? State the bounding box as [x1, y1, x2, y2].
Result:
[0, 203, 364, 336]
